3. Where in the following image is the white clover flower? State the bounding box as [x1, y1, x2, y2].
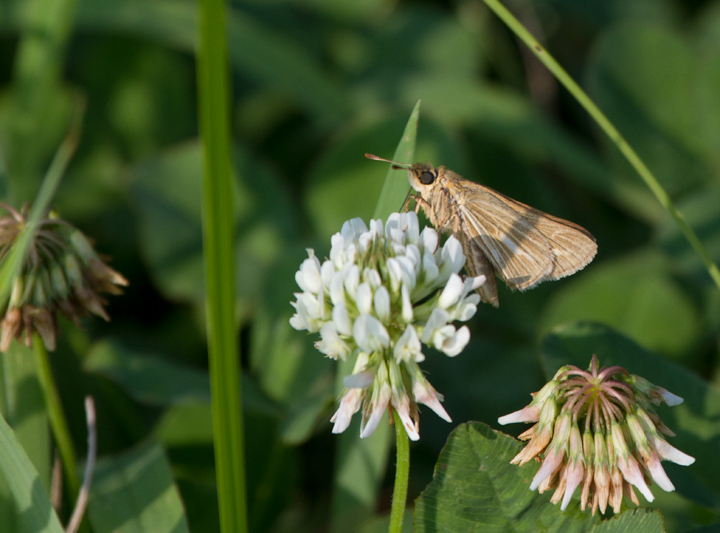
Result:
[295, 252, 322, 294]
[290, 212, 483, 441]
[315, 323, 351, 360]
[394, 325, 423, 363]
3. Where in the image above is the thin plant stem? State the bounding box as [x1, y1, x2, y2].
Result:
[65, 396, 96, 533]
[50, 451, 62, 510]
[388, 409, 410, 533]
[482, 0, 720, 293]
[31, 335, 80, 500]
[197, 0, 248, 531]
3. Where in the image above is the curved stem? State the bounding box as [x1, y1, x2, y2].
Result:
[482, 0, 720, 293]
[32, 335, 80, 499]
[65, 396, 96, 533]
[388, 409, 410, 533]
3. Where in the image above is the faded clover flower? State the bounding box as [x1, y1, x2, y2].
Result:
[290, 212, 485, 441]
[499, 355, 694, 515]
[0, 204, 128, 351]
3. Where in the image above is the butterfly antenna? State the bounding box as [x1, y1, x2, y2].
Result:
[365, 153, 413, 169]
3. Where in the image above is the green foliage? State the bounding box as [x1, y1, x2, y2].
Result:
[0, 0, 720, 531]
[87, 442, 189, 533]
[414, 422, 603, 532]
[539, 251, 701, 359]
[0, 389, 62, 533]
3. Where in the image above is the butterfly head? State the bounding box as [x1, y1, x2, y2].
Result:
[406, 163, 441, 194]
[365, 153, 443, 198]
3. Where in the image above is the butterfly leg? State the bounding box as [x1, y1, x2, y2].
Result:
[401, 191, 423, 213]
[411, 195, 432, 215]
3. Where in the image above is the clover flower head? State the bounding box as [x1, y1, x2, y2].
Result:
[499, 355, 694, 515]
[291, 212, 484, 440]
[0, 205, 128, 351]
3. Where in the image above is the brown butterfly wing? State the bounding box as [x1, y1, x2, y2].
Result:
[453, 182, 597, 292]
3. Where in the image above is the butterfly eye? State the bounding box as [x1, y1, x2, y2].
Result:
[419, 171, 435, 185]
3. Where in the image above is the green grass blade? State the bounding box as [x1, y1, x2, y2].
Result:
[482, 0, 720, 293]
[0, 411, 64, 533]
[372, 100, 421, 220]
[196, 0, 248, 532]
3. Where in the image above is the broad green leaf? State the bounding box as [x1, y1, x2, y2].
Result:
[0, 0, 78, 204]
[130, 140, 292, 304]
[694, 7, 720, 171]
[415, 422, 600, 532]
[129, 142, 207, 301]
[153, 376, 280, 447]
[330, 410, 393, 533]
[589, 508, 664, 533]
[367, 9, 483, 81]
[253, 0, 387, 22]
[251, 243, 335, 445]
[0, 344, 51, 491]
[418, 336, 546, 451]
[0, 410, 63, 533]
[88, 441, 190, 533]
[657, 182, 720, 284]
[540, 251, 701, 359]
[65, 0, 348, 122]
[305, 116, 414, 241]
[154, 391, 295, 532]
[696, 0, 720, 53]
[83, 341, 211, 406]
[542, 322, 720, 511]
[587, 24, 713, 196]
[399, 76, 658, 223]
[154, 404, 214, 447]
[85, 340, 280, 436]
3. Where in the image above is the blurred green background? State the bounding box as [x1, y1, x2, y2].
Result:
[1, 0, 720, 531]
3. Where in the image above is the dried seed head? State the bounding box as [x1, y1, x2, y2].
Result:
[0, 205, 128, 351]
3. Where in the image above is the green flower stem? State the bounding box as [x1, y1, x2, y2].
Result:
[388, 409, 410, 533]
[197, 0, 248, 531]
[31, 335, 80, 500]
[483, 0, 720, 293]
